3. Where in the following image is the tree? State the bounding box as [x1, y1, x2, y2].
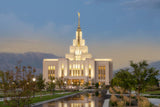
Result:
[111, 69, 134, 106]
[95, 83, 99, 89]
[130, 60, 159, 106]
[36, 74, 45, 98]
[0, 64, 36, 107]
[111, 60, 159, 107]
[83, 82, 89, 88]
[46, 76, 56, 95]
[55, 78, 64, 89]
[46, 82, 55, 95]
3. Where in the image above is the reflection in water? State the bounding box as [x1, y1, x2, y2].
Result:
[36, 91, 109, 107]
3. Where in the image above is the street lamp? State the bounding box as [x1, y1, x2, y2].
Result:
[32, 78, 36, 82]
[32, 77, 36, 98]
[64, 81, 67, 89]
[52, 80, 55, 95]
[71, 82, 73, 89]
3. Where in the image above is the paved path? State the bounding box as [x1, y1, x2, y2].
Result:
[148, 98, 160, 107]
[103, 99, 110, 107]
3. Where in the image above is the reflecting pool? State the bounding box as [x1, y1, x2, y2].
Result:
[34, 91, 110, 107]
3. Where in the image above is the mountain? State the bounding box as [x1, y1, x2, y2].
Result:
[114, 61, 160, 79]
[149, 61, 160, 71]
[0, 52, 59, 75]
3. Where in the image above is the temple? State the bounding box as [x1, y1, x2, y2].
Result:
[43, 13, 113, 87]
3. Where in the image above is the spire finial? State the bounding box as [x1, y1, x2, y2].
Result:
[78, 12, 80, 28]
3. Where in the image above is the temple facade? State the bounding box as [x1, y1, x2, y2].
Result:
[43, 13, 113, 86]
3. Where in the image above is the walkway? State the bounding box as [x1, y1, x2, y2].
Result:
[148, 98, 160, 107]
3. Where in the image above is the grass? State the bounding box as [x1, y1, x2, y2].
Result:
[143, 90, 160, 95]
[31, 91, 79, 104]
[145, 96, 160, 99]
[0, 90, 68, 98]
[0, 91, 80, 107]
[35, 90, 67, 95]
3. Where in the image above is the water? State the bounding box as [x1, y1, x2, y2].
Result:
[34, 91, 110, 107]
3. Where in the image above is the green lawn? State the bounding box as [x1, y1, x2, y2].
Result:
[145, 96, 160, 99]
[35, 90, 67, 95]
[0, 90, 69, 98]
[0, 91, 80, 107]
[31, 91, 79, 104]
[143, 90, 160, 95]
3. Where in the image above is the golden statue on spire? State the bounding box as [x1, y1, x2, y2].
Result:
[78, 12, 80, 17]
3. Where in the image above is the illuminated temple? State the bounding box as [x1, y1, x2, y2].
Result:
[43, 13, 113, 86]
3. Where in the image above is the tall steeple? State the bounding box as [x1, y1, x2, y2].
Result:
[77, 12, 81, 31]
[77, 12, 81, 46]
[65, 12, 92, 60]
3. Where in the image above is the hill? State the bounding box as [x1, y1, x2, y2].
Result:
[114, 61, 160, 79]
[0, 52, 59, 75]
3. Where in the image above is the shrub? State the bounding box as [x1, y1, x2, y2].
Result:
[110, 95, 118, 106]
[138, 97, 151, 107]
[123, 96, 129, 103]
[117, 100, 125, 107]
[110, 95, 118, 103]
[131, 94, 135, 98]
[113, 87, 118, 91]
[109, 87, 115, 94]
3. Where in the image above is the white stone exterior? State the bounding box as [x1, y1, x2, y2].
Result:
[43, 14, 113, 86]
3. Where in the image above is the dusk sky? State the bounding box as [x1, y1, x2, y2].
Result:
[0, 0, 160, 70]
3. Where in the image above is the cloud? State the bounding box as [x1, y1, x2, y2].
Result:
[0, 13, 72, 56]
[123, 0, 160, 9]
[85, 0, 160, 9]
[84, 0, 116, 5]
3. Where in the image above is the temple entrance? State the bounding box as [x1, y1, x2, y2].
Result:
[67, 79, 84, 86]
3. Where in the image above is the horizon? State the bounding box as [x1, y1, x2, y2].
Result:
[0, 0, 160, 69]
[0, 51, 159, 71]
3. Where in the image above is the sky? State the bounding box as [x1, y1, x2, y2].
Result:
[0, 0, 160, 70]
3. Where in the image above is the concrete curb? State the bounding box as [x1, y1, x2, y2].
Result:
[31, 91, 84, 107]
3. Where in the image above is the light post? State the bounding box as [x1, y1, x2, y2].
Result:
[71, 82, 73, 90]
[32, 77, 36, 98]
[52, 80, 55, 95]
[33, 78, 36, 82]
[64, 81, 67, 89]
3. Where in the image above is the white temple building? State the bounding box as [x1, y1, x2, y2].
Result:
[43, 13, 113, 86]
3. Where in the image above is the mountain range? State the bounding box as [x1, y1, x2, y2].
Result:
[114, 61, 160, 79]
[0, 52, 59, 75]
[0, 52, 159, 78]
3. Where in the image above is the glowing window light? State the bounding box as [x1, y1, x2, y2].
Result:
[62, 64, 64, 69]
[81, 64, 84, 70]
[48, 66, 50, 70]
[89, 64, 91, 69]
[51, 66, 53, 70]
[78, 64, 80, 69]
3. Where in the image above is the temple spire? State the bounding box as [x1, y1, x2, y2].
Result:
[78, 12, 80, 27]
[77, 12, 81, 31]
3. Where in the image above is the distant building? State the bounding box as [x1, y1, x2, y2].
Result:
[43, 13, 113, 86]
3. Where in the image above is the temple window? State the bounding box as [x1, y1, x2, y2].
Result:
[48, 65, 55, 79]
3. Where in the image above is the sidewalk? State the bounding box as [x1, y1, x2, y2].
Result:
[148, 98, 160, 106]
